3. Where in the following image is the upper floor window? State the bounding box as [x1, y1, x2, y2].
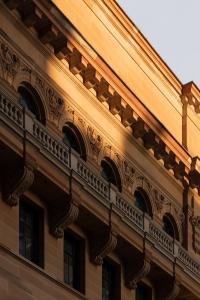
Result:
[134, 189, 152, 217]
[63, 123, 86, 160]
[19, 198, 43, 267]
[18, 83, 46, 124]
[136, 282, 152, 300]
[64, 231, 85, 292]
[101, 157, 122, 192]
[163, 213, 179, 240]
[102, 260, 120, 300]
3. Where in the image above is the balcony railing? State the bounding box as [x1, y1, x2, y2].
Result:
[1, 92, 200, 281]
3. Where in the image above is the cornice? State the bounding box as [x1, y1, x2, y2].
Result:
[2, 0, 200, 191]
[102, 0, 182, 94]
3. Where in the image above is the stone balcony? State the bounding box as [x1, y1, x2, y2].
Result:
[0, 91, 200, 297]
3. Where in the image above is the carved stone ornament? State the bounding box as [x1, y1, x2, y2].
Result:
[90, 229, 117, 265]
[134, 175, 152, 194]
[125, 251, 151, 289]
[3, 164, 35, 207]
[46, 86, 64, 122]
[165, 280, 180, 300]
[0, 42, 20, 84]
[87, 126, 103, 161]
[190, 215, 200, 254]
[49, 200, 79, 239]
[152, 188, 165, 214]
[123, 160, 135, 193]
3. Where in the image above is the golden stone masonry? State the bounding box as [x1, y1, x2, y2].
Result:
[0, 0, 200, 299]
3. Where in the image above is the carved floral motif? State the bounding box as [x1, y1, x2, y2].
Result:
[87, 126, 103, 161]
[46, 86, 64, 123]
[0, 42, 20, 84]
[123, 161, 135, 193]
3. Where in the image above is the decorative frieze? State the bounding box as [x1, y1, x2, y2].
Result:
[190, 215, 200, 254]
[123, 161, 135, 193]
[46, 86, 64, 123]
[87, 126, 103, 162]
[0, 41, 20, 85]
[2, 0, 200, 191]
[0, 37, 65, 126]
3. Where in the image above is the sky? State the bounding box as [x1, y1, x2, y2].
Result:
[117, 0, 200, 88]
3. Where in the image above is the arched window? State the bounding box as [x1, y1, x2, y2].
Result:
[163, 213, 179, 240]
[62, 123, 86, 160]
[18, 83, 46, 124]
[134, 188, 152, 217]
[101, 157, 122, 192]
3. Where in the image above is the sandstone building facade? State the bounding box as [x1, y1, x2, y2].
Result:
[0, 0, 200, 299]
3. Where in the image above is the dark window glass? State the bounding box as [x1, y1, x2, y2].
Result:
[64, 232, 84, 292]
[19, 200, 43, 266]
[134, 190, 148, 214]
[101, 159, 121, 192]
[18, 86, 40, 120]
[163, 215, 175, 239]
[63, 126, 81, 154]
[136, 283, 152, 300]
[102, 260, 119, 300]
[62, 124, 86, 160]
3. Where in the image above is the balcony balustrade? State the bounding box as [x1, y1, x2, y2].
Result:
[0, 91, 200, 282]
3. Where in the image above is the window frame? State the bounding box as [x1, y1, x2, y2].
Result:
[19, 196, 44, 267]
[64, 230, 85, 293]
[136, 282, 152, 300]
[102, 258, 121, 300]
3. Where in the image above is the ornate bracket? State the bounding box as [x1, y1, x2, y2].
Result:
[49, 199, 79, 239]
[165, 280, 180, 300]
[125, 250, 151, 289]
[190, 215, 200, 227]
[90, 228, 117, 265]
[3, 163, 35, 206]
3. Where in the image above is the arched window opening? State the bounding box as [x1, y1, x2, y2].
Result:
[62, 123, 86, 160]
[163, 213, 179, 241]
[134, 188, 152, 217]
[101, 157, 122, 192]
[18, 83, 46, 124]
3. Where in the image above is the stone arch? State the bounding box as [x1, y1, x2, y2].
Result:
[161, 204, 183, 243]
[100, 156, 122, 192]
[17, 81, 47, 125]
[14, 69, 49, 120]
[62, 121, 88, 161]
[162, 212, 180, 241]
[132, 176, 155, 217]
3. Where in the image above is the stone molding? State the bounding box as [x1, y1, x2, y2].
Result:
[0, 35, 64, 126]
[0, 33, 183, 238]
[2, 0, 200, 190]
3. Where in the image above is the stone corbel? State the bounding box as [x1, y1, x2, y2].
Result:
[49, 199, 79, 239]
[164, 280, 180, 300]
[3, 162, 35, 207]
[125, 248, 152, 289]
[90, 228, 117, 265]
